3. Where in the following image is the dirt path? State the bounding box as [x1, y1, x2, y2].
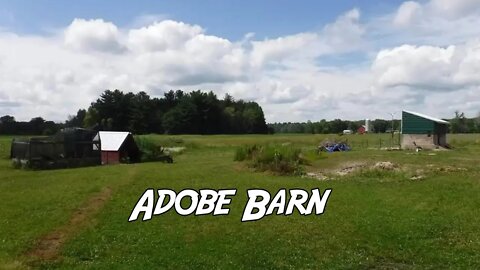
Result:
[25, 186, 113, 262]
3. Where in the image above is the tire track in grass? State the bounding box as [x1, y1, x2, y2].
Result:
[25, 186, 113, 262]
[24, 164, 140, 264]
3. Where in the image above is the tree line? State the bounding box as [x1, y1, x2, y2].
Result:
[269, 119, 400, 134]
[269, 111, 480, 134]
[449, 111, 480, 133]
[66, 89, 269, 134]
[1, 90, 479, 135]
[0, 115, 59, 135]
[1, 90, 269, 135]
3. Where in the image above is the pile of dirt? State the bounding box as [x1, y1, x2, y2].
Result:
[373, 161, 397, 170]
[336, 163, 366, 176]
[335, 161, 398, 176]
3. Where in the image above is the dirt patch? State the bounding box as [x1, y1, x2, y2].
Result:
[25, 187, 113, 262]
[435, 166, 468, 173]
[373, 161, 397, 171]
[304, 172, 329, 181]
[336, 162, 367, 176]
[304, 161, 402, 181]
[335, 161, 398, 176]
[304, 162, 366, 180]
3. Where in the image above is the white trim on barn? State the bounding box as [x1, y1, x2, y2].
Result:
[93, 131, 131, 151]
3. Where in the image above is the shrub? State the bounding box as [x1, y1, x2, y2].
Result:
[301, 148, 327, 162]
[234, 144, 305, 175]
[136, 137, 173, 163]
[234, 144, 259, 161]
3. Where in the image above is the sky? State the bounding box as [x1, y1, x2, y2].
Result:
[1, 0, 480, 123]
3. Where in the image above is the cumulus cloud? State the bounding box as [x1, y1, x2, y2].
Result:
[127, 20, 251, 86]
[250, 33, 319, 67]
[2, 2, 480, 123]
[393, 0, 480, 24]
[64, 18, 124, 53]
[322, 8, 365, 52]
[251, 9, 365, 67]
[391, 0, 480, 36]
[373, 41, 480, 91]
[128, 20, 203, 52]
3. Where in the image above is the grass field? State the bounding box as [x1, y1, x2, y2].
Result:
[1, 134, 480, 269]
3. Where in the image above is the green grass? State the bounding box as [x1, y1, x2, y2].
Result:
[0, 134, 480, 269]
[234, 144, 306, 175]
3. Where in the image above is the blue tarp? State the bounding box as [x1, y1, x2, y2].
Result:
[324, 143, 351, 152]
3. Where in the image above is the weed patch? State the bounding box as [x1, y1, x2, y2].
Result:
[136, 137, 173, 163]
[234, 144, 307, 175]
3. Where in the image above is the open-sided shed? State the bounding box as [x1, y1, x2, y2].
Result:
[401, 110, 449, 150]
[93, 131, 140, 165]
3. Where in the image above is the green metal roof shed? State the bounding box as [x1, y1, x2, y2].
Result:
[401, 110, 449, 135]
[401, 110, 449, 150]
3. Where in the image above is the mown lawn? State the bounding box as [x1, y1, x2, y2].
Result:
[0, 134, 479, 269]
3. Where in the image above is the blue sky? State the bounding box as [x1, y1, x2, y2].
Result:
[1, 0, 480, 122]
[0, 0, 404, 39]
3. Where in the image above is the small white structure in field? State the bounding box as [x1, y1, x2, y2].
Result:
[343, 129, 353, 135]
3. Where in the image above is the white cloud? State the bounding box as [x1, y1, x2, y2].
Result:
[250, 33, 319, 67]
[373, 41, 480, 91]
[64, 18, 124, 53]
[2, 2, 480, 123]
[250, 9, 365, 67]
[390, 0, 480, 40]
[393, 0, 480, 24]
[321, 8, 365, 52]
[393, 1, 423, 27]
[428, 0, 480, 19]
[127, 20, 203, 52]
[124, 20, 253, 86]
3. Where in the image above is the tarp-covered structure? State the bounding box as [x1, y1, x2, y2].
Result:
[10, 128, 100, 169]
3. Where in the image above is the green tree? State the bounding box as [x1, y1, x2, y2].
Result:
[451, 111, 468, 133]
[83, 107, 99, 128]
[162, 101, 198, 134]
[65, 109, 86, 128]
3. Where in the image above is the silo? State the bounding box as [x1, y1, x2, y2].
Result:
[365, 119, 370, 133]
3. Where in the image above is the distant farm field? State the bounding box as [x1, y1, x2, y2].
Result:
[1, 134, 480, 269]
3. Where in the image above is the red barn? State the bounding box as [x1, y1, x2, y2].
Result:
[357, 125, 366, 134]
[93, 131, 140, 165]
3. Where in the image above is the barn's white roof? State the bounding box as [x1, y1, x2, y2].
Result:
[95, 131, 131, 151]
[403, 110, 449, 124]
